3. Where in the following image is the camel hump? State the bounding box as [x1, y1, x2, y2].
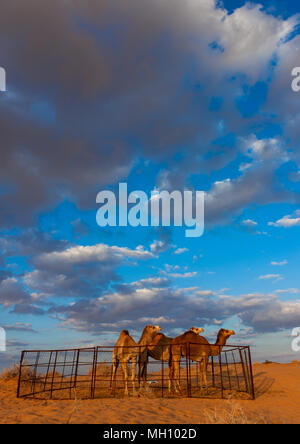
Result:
[120, 329, 130, 336]
[182, 330, 197, 339]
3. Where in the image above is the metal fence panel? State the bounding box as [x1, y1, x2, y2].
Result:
[17, 344, 255, 400]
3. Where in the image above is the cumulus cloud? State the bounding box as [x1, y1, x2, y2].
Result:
[22, 243, 154, 299]
[275, 288, 299, 295]
[0, 276, 45, 315]
[0, 0, 298, 227]
[163, 271, 198, 278]
[150, 240, 169, 254]
[173, 247, 189, 255]
[242, 219, 258, 227]
[268, 210, 300, 228]
[48, 281, 300, 335]
[205, 164, 289, 224]
[240, 135, 289, 162]
[35, 243, 153, 269]
[4, 323, 37, 333]
[131, 277, 170, 288]
[271, 260, 288, 266]
[258, 274, 283, 282]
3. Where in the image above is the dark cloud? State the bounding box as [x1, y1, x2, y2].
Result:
[47, 280, 300, 335]
[0, 1, 297, 227]
[4, 323, 37, 333]
[0, 228, 67, 258]
[23, 243, 153, 298]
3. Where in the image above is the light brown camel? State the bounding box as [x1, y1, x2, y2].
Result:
[139, 327, 204, 391]
[111, 325, 161, 395]
[169, 328, 235, 393]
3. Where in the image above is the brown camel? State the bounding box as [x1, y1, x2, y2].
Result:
[139, 327, 204, 391]
[169, 328, 235, 393]
[111, 324, 161, 395]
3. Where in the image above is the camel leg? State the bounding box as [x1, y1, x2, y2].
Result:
[203, 356, 208, 394]
[168, 361, 174, 393]
[138, 352, 147, 387]
[168, 361, 176, 393]
[198, 362, 201, 387]
[172, 357, 182, 394]
[110, 357, 119, 392]
[199, 356, 208, 394]
[168, 363, 172, 393]
[131, 356, 137, 394]
[120, 360, 129, 396]
[199, 359, 203, 392]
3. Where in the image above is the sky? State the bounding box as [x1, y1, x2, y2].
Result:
[0, 0, 300, 369]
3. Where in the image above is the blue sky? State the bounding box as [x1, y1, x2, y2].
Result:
[0, 0, 300, 369]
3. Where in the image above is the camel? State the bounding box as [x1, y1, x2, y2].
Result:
[138, 326, 204, 392]
[169, 328, 235, 394]
[111, 324, 161, 395]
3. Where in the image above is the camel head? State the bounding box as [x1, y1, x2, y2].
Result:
[218, 328, 235, 339]
[189, 327, 204, 335]
[144, 324, 162, 338]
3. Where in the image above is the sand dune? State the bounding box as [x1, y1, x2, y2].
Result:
[1, 362, 300, 424]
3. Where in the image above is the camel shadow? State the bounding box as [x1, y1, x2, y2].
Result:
[253, 372, 275, 398]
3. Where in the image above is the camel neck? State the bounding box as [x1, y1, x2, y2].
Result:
[210, 335, 227, 356]
[138, 332, 152, 346]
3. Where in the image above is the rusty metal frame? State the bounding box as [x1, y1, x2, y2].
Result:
[17, 343, 255, 400]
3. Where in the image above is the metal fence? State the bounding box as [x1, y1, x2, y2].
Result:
[17, 343, 255, 400]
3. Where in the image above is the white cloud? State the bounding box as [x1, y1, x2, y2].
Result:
[150, 240, 170, 254]
[258, 274, 283, 282]
[268, 210, 300, 228]
[275, 288, 299, 295]
[271, 260, 288, 266]
[36, 243, 154, 268]
[164, 271, 198, 278]
[242, 219, 258, 227]
[241, 135, 288, 162]
[194, 290, 215, 296]
[173, 247, 189, 255]
[53, 283, 300, 335]
[23, 242, 155, 299]
[131, 277, 169, 288]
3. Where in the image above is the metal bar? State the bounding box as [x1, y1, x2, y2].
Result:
[60, 350, 67, 389]
[43, 351, 53, 393]
[187, 342, 191, 397]
[179, 354, 181, 390]
[225, 351, 232, 391]
[239, 348, 249, 394]
[211, 356, 215, 387]
[50, 350, 58, 399]
[69, 349, 76, 398]
[232, 350, 240, 391]
[161, 345, 164, 398]
[16, 351, 25, 398]
[185, 343, 188, 397]
[31, 351, 40, 396]
[91, 347, 97, 399]
[243, 348, 251, 395]
[73, 349, 80, 390]
[247, 346, 255, 400]
[218, 346, 223, 398]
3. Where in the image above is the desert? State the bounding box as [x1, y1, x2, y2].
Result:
[1, 361, 300, 424]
